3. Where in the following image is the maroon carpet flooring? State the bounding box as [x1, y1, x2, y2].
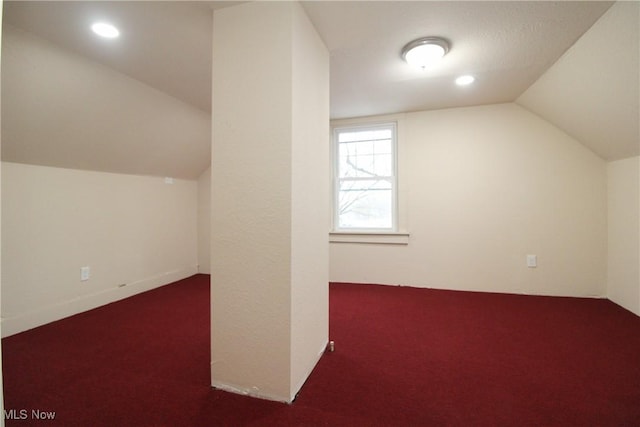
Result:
[3, 274, 640, 426]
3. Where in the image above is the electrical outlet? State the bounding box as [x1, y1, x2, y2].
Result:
[80, 266, 91, 281]
[526, 255, 537, 268]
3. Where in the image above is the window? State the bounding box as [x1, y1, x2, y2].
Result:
[333, 122, 397, 231]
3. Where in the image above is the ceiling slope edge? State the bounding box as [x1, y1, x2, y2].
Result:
[516, 2, 639, 162]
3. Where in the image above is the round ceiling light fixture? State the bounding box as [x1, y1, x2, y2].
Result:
[401, 37, 449, 69]
[456, 75, 475, 86]
[91, 22, 120, 39]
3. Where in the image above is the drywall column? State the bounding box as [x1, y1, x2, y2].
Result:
[1, 1, 5, 423]
[607, 157, 640, 316]
[197, 167, 211, 274]
[210, 1, 329, 402]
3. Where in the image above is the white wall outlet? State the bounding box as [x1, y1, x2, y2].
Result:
[164, 177, 174, 184]
[80, 266, 90, 281]
[526, 255, 537, 268]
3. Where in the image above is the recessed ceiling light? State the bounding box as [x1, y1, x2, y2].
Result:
[401, 37, 449, 69]
[91, 22, 120, 39]
[456, 75, 475, 86]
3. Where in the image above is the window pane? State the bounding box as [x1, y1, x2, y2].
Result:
[374, 139, 392, 154]
[340, 179, 391, 191]
[338, 129, 391, 143]
[373, 154, 392, 176]
[338, 180, 393, 229]
[334, 122, 396, 231]
[339, 142, 393, 178]
[356, 155, 375, 177]
[339, 154, 356, 178]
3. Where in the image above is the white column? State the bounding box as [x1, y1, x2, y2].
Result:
[0, 0, 5, 422]
[607, 157, 640, 316]
[210, 1, 329, 402]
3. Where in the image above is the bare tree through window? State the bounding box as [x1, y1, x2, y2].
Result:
[334, 123, 396, 230]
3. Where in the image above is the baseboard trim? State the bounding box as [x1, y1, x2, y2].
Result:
[1, 266, 198, 337]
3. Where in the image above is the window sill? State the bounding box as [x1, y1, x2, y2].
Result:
[329, 232, 410, 245]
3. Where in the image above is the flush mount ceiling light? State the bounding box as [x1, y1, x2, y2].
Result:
[456, 75, 475, 86]
[401, 37, 449, 69]
[91, 22, 120, 39]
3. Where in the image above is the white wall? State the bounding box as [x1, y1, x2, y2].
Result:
[211, 1, 328, 403]
[290, 2, 330, 397]
[211, 1, 293, 401]
[607, 157, 640, 315]
[330, 103, 607, 298]
[0, 1, 5, 421]
[197, 167, 211, 274]
[1, 162, 198, 336]
[1, 19, 206, 337]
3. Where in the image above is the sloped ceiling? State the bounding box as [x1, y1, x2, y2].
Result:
[517, 1, 639, 161]
[3, 1, 216, 112]
[2, 1, 630, 180]
[2, 25, 211, 179]
[4, 1, 613, 118]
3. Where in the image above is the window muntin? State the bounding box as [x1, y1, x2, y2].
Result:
[333, 123, 397, 231]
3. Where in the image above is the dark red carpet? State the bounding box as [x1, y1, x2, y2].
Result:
[3, 274, 639, 426]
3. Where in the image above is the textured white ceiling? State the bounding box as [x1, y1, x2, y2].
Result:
[4, 1, 612, 118]
[302, 1, 613, 119]
[3, 0, 630, 179]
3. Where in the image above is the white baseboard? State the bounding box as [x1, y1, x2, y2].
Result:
[1, 266, 198, 337]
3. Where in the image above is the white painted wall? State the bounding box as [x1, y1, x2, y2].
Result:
[211, 1, 292, 401]
[290, 2, 330, 397]
[330, 103, 607, 298]
[1, 162, 198, 336]
[197, 167, 211, 274]
[1, 19, 206, 337]
[211, 1, 328, 403]
[0, 1, 6, 421]
[607, 157, 640, 315]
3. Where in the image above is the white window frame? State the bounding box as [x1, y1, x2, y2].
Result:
[330, 115, 409, 245]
